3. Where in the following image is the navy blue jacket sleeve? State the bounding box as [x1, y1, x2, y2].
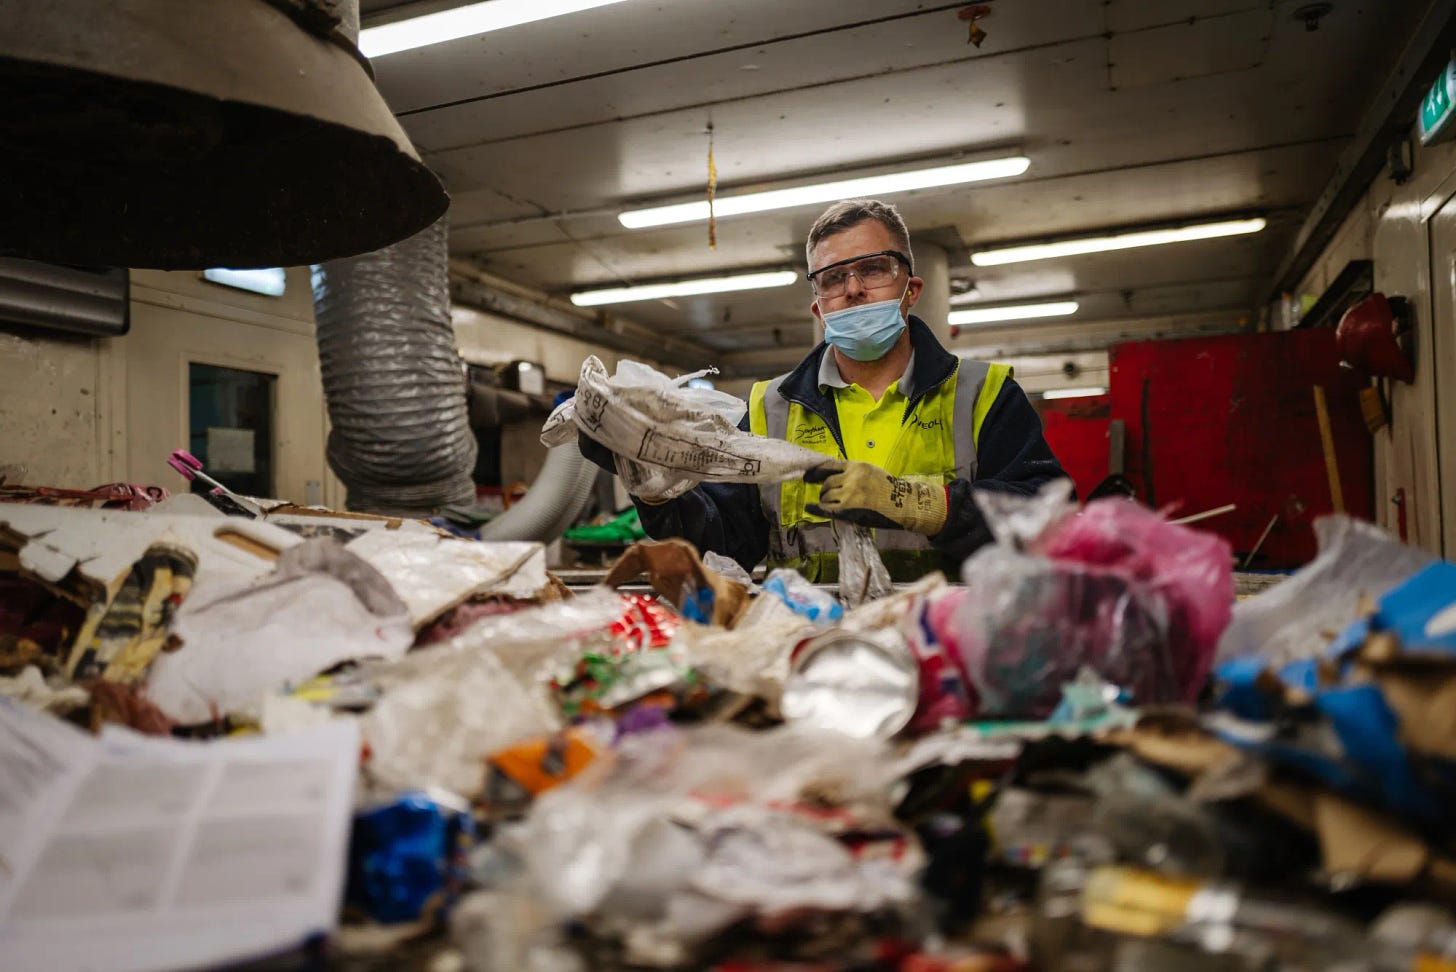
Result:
[576, 417, 770, 573]
[929, 377, 1069, 563]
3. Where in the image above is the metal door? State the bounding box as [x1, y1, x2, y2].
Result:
[1423, 198, 1456, 555]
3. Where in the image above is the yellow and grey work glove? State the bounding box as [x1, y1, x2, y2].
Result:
[804, 461, 949, 535]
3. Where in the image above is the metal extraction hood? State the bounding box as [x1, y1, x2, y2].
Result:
[0, 0, 448, 269]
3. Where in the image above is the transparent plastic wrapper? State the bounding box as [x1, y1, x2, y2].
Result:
[541, 356, 829, 502]
[451, 889, 585, 972]
[362, 645, 561, 798]
[358, 588, 623, 798]
[702, 550, 756, 589]
[947, 490, 1233, 717]
[370, 586, 627, 693]
[1216, 514, 1435, 666]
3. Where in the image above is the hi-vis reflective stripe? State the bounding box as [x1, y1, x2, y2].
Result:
[748, 358, 1010, 579]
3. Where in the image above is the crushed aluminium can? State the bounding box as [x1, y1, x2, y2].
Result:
[780, 627, 920, 740]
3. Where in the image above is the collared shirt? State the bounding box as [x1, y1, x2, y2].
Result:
[818, 350, 916, 462]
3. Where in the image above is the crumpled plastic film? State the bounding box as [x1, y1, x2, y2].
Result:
[835, 521, 893, 608]
[974, 478, 1079, 549]
[690, 804, 919, 913]
[1216, 514, 1436, 666]
[362, 646, 561, 798]
[368, 587, 627, 695]
[702, 550, 755, 589]
[541, 356, 829, 503]
[512, 725, 902, 919]
[951, 546, 1175, 718]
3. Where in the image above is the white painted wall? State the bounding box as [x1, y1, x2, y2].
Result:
[0, 266, 338, 504]
[0, 328, 111, 487]
[1296, 136, 1456, 555]
[0, 272, 661, 507]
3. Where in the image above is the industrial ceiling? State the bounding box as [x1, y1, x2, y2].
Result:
[360, 0, 1424, 379]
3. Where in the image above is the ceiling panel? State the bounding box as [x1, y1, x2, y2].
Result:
[451, 142, 1328, 290]
[373, 0, 1103, 118]
[358, 0, 1425, 360]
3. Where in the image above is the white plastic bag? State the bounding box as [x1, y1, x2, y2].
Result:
[1216, 514, 1435, 666]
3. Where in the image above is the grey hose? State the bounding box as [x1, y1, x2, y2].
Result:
[312, 215, 477, 514]
[478, 442, 598, 542]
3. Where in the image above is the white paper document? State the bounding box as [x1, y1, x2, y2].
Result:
[0, 701, 360, 972]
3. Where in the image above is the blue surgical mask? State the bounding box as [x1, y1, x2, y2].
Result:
[821, 287, 909, 362]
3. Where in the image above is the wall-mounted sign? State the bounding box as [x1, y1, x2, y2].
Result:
[1419, 59, 1456, 145]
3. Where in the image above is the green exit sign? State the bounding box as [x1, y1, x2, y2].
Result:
[1420, 60, 1456, 145]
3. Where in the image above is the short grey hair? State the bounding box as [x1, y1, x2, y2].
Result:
[805, 199, 913, 272]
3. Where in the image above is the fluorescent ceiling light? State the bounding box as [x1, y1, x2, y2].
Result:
[360, 0, 637, 58]
[949, 300, 1078, 326]
[570, 269, 797, 306]
[202, 267, 286, 297]
[971, 217, 1267, 267]
[1042, 386, 1107, 400]
[619, 157, 1030, 229]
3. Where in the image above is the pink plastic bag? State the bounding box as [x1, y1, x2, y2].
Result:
[1036, 498, 1233, 702]
[945, 491, 1232, 718]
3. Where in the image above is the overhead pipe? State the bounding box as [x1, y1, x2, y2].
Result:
[477, 443, 599, 542]
[313, 215, 479, 515]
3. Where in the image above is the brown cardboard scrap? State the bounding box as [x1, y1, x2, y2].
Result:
[1254, 781, 1456, 895]
[1104, 719, 1242, 779]
[602, 538, 750, 628]
[1311, 792, 1452, 890]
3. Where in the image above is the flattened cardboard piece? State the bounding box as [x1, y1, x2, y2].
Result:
[1252, 780, 1456, 895]
[1311, 792, 1456, 893]
[1363, 665, 1456, 759]
[601, 538, 750, 628]
[1104, 719, 1242, 780]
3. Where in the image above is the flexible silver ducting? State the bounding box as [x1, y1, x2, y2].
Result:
[477, 443, 599, 542]
[312, 216, 478, 514]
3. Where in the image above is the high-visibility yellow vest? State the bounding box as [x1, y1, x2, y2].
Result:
[749, 358, 1010, 582]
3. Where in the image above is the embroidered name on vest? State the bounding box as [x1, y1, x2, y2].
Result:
[908, 415, 943, 432]
[792, 424, 829, 446]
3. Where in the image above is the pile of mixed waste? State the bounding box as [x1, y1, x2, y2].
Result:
[3, 470, 1454, 972]
[2, 358, 1454, 971]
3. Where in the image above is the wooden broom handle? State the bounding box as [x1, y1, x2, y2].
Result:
[1313, 385, 1345, 514]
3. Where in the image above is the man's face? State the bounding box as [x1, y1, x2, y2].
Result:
[808, 219, 924, 325]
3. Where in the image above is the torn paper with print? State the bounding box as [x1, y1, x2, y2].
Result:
[541, 356, 828, 503]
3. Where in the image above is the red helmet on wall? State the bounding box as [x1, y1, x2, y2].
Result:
[1335, 293, 1414, 384]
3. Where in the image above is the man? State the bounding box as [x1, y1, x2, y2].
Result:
[581, 198, 1067, 581]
